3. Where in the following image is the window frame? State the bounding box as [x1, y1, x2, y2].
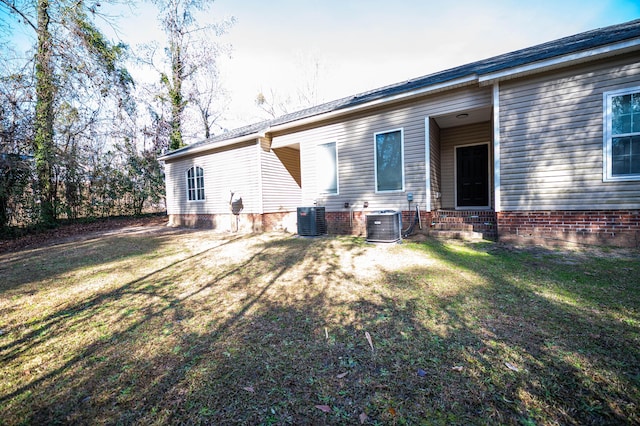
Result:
[374, 128, 405, 193]
[316, 141, 339, 195]
[603, 85, 640, 182]
[186, 165, 205, 202]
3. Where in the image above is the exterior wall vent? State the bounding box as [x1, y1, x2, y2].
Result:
[366, 210, 402, 242]
[297, 207, 327, 236]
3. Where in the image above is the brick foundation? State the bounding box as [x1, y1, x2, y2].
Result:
[168, 213, 264, 232]
[168, 211, 299, 233]
[325, 210, 432, 236]
[169, 210, 640, 247]
[169, 210, 433, 237]
[497, 210, 640, 248]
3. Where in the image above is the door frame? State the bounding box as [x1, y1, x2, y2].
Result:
[454, 141, 492, 210]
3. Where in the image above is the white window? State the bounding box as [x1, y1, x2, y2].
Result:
[317, 142, 338, 194]
[186, 166, 205, 201]
[374, 128, 404, 192]
[604, 86, 640, 181]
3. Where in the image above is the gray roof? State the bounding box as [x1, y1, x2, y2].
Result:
[163, 19, 640, 159]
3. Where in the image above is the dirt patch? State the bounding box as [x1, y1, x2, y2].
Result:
[0, 215, 170, 254]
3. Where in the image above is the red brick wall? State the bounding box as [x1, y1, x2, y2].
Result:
[325, 210, 432, 236]
[170, 210, 434, 237]
[262, 211, 297, 232]
[497, 210, 640, 247]
[168, 213, 263, 232]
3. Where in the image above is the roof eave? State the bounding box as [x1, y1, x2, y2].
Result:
[264, 74, 479, 137]
[478, 38, 640, 85]
[159, 29, 640, 159]
[158, 131, 266, 161]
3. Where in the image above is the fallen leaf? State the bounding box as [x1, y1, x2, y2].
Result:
[478, 347, 488, 354]
[417, 368, 427, 377]
[315, 405, 331, 413]
[505, 362, 520, 372]
[365, 331, 374, 352]
[242, 386, 254, 393]
[336, 372, 348, 379]
[451, 366, 464, 372]
[388, 407, 396, 416]
[359, 412, 369, 424]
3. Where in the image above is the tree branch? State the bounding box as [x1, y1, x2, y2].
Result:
[0, 0, 37, 31]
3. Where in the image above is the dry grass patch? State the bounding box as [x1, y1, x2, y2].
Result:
[1, 228, 639, 425]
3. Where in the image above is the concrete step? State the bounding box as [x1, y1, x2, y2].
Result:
[432, 223, 474, 231]
[429, 229, 485, 241]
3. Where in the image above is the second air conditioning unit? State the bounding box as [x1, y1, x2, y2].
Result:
[366, 210, 402, 243]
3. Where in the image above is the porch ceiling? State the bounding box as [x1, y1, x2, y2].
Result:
[434, 106, 492, 129]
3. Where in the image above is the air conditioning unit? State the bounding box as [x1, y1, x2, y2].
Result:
[366, 210, 402, 243]
[297, 207, 327, 236]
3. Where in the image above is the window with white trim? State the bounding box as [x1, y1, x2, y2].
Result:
[604, 87, 640, 181]
[317, 142, 338, 194]
[186, 166, 205, 201]
[374, 129, 404, 192]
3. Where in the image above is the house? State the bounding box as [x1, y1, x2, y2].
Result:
[159, 19, 640, 247]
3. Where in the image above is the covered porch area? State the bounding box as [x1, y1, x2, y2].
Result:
[427, 105, 497, 240]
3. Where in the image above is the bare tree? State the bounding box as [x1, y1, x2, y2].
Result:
[255, 53, 327, 120]
[148, 0, 234, 149]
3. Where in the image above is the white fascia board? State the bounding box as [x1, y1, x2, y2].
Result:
[265, 75, 478, 135]
[158, 132, 266, 161]
[478, 38, 640, 85]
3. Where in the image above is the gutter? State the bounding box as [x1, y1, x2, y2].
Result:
[479, 38, 640, 85]
[264, 75, 478, 136]
[158, 131, 267, 161]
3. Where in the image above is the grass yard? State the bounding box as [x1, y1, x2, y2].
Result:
[1, 224, 639, 425]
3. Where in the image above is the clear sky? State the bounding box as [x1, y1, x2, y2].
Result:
[5, 0, 640, 133]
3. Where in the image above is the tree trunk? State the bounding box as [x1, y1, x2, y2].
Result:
[34, 0, 56, 225]
[169, 42, 184, 150]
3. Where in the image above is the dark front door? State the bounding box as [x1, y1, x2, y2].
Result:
[456, 144, 489, 207]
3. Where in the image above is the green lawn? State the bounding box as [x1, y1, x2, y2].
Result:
[1, 227, 639, 425]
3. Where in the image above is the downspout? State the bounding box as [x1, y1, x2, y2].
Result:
[424, 117, 431, 213]
[493, 83, 501, 213]
[256, 139, 264, 231]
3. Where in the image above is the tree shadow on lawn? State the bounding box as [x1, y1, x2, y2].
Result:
[402, 239, 640, 425]
[0, 234, 370, 424]
[1, 235, 638, 425]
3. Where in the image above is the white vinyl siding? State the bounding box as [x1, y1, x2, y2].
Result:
[272, 86, 492, 211]
[261, 145, 302, 213]
[164, 141, 262, 215]
[499, 54, 640, 210]
[603, 86, 640, 181]
[374, 129, 404, 192]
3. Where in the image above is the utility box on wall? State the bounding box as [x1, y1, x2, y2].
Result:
[297, 207, 327, 236]
[366, 210, 402, 243]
